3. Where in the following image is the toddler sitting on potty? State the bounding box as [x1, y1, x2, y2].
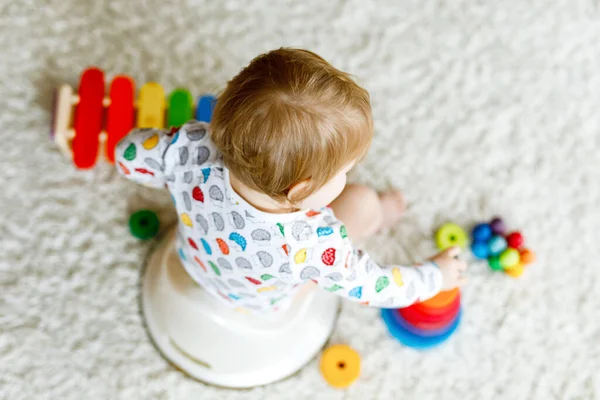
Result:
[116, 48, 466, 313]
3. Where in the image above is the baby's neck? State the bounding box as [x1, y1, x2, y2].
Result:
[229, 173, 297, 215]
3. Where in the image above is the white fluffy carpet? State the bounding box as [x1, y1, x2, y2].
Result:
[2, 0, 600, 399]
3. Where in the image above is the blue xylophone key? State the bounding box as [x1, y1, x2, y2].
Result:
[195, 94, 216, 122]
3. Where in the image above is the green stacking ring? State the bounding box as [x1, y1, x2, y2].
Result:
[129, 210, 160, 240]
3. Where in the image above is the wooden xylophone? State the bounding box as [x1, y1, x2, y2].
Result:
[50, 67, 216, 169]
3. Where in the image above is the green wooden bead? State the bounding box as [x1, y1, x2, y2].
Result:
[488, 255, 503, 271]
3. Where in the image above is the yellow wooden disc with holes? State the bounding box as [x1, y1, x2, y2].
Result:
[320, 344, 360, 388]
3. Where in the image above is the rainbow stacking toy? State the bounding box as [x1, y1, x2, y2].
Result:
[381, 288, 461, 349]
[50, 67, 216, 169]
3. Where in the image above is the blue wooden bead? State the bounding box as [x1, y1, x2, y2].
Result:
[472, 223, 492, 242]
[488, 235, 507, 256]
[471, 240, 489, 259]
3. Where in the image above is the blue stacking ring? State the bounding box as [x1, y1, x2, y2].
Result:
[381, 308, 461, 350]
[385, 307, 461, 338]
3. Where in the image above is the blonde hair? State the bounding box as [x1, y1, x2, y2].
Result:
[211, 48, 373, 203]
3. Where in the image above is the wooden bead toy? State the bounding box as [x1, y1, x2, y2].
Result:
[471, 218, 535, 278]
[51, 67, 216, 169]
[320, 344, 361, 388]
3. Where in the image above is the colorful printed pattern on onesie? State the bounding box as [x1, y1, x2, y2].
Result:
[115, 121, 443, 313]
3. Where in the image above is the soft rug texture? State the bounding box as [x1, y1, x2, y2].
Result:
[1, 0, 599, 399]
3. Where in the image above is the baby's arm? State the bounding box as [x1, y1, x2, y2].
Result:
[284, 210, 463, 308]
[115, 128, 174, 188]
[315, 244, 442, 308]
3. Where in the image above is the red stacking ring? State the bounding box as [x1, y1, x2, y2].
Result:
[412, 292, 461, 317]
[397, 297, 461, 330]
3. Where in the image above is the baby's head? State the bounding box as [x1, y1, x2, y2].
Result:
[211, 48, 373, 210]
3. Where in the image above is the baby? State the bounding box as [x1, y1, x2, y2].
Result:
[116, 48, 466, 313]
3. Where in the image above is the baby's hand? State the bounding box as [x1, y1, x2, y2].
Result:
[430, 246, 468, 291]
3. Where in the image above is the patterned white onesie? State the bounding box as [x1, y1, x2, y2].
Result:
[116, 121, 443, 312]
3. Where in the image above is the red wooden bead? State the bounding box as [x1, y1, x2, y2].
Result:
[506, 232, 524, 249]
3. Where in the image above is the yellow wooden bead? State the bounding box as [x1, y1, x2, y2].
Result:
[505, 263, 525, 278]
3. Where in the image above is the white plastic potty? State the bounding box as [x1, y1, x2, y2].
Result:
[141, 229, 340, 388]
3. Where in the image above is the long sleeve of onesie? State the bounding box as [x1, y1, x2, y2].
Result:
[282, 208, 443, 308]
[114, 127, 174, 188]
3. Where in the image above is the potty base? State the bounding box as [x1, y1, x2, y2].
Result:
[141, 229, 340, 388]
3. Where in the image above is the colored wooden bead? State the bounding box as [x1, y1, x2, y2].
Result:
[435, 223, 468, 250]
[471, 240, 489, 259]
[505, 263, 525, 278]
[488, 235, 507, 256]
[472, 223, 492, 242]
[499, 248, 520, 269]
[506, 232, 524, 249]
[520, 249, 536, 265]
[488, 255, 503, 271]
[489, 217, 506, 235]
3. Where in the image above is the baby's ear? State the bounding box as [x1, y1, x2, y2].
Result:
[286, 179, 311, 203]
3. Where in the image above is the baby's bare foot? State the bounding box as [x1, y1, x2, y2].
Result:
[378, 191, 406, 230]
